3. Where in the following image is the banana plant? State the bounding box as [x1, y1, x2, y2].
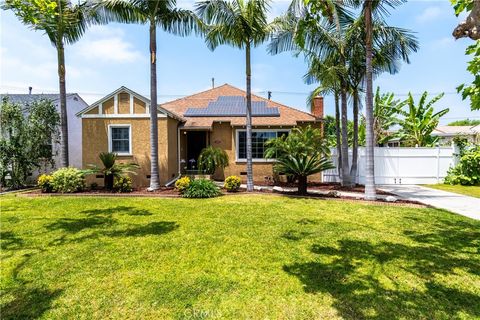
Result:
[397, 92, 449, 147]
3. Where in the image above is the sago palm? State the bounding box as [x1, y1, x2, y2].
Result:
[196, 0, 272, 192]
[3, 0, 103, 167]
[100, 0, 198, 190]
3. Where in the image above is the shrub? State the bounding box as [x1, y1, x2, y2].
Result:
[175, 176, 191, 193]
[86, 152, 139, 190]
[198, 146, 229, 174]
[224, 175, 241, 192]
[183, 179, 221, 198]
[37, 174, 53, 193]
[444, 146, 480, 186]
[50, 167, 85, 193]
[90, 182, 98, 190]
[113, 176, 133, 193]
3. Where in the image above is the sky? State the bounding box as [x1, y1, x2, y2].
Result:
[1, 0, 479, 124]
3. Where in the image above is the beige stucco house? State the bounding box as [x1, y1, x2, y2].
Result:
[77, 84, 324, 187]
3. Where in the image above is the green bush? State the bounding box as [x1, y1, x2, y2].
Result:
[183, 179, 221, 198]
[444, 146, 480, 186]
[51, 167, 85, 193]
[198, 146, 229, 174]
[175, 176, 191, 193]
[113, 176, 133, 193]
[37, 174, 53, 193]
[224, 175, 241, 192]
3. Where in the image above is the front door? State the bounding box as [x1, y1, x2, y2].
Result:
[186, 131, 207, 170]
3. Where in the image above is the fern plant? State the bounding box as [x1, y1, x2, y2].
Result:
[87, 152, 139, 190]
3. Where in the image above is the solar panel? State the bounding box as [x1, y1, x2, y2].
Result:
[184, 96, 280, 117]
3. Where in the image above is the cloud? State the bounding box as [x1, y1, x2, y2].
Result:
[75, 26, 143, 63]
[416, 6, 443, 23]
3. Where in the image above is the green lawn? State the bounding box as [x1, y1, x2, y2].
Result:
[1, 194, 479, 319]
[426, 184, 480, 198]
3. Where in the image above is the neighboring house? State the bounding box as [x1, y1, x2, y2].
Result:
[0, 91, 88, 169]
[77, 84, 323, 187]
[432, 125, 480, 145]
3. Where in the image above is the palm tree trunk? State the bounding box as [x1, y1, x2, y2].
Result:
[334, 92, 342, 180]
[148, 20, 160, 191]
[298, 175, 307, 195]
[350, 89, 359, 183]
[57, 38, 69, 168]
[364, 0, 377, 200]
[340, 87, 352, 187]
[245, 41, 254, 192]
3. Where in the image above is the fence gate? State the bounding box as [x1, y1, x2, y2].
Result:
[322, 146, 456, 185]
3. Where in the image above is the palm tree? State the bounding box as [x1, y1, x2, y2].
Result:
[196, 0, 272, 192]
[397, 92, 449, 147]
[3, 0, 102, 168]
[101, 0, 198, 190]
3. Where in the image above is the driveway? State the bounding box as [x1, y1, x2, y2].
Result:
[379, 185, 480, 220]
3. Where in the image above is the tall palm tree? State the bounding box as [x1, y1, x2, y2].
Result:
[196, 0, 271, 192]
[3, 0, 102, 167]
[101, 0, 198, 190]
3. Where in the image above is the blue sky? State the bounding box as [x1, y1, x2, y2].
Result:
[1, 0, 479, 124]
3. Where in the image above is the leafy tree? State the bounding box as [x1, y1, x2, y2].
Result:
[0, 98, 60, 189]
[3, 0, 102, 167]
[196, 0, 271, 192]
[452, 0, 480, 110]
[265, 126, 333, 195]
[452, 0, 480, 40]
[448, 119, 480, 126]
[397, 92, 449, 147]
[102, 0, 199, 190]
[86, 152, 139, 190]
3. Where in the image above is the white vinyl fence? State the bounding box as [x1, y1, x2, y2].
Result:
[322, 146, 457, 185]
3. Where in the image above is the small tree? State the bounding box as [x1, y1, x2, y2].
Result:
[0, 98, 60, 189]
[197, 146, 229, 175]
[265, 126, 334, 195]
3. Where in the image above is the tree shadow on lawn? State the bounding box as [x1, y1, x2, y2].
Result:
[81, 206, 153, 217]
[1, 286, 62, 320]
[283, 237, 480, 319]
[0, 231, 24, 251]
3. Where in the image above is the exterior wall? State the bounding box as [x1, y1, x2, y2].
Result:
[118, 93, 130, 114]
[82, 117, 177, 187]
[207, 122, 322, 183]
[134, 97, 147, 114]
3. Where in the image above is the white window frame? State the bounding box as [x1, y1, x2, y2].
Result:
[108, 124, 132, 156]
[235, 128, 290, 162]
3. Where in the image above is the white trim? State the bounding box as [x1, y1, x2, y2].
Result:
[129, 94, 134, 114]
[81, 114, 166, 119]
[235, 128, 291, 162]
[108, 124, 132, 156]
[147, 103, 151, 114]
[114, 94, 118, 114]
[99, 103, 103, 115]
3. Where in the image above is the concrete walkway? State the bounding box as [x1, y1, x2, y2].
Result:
[379, 185, 480, 220]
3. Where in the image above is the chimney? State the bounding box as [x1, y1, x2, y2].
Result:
[211, 77, 215, 88]
[28, 86, 32, 94]
[312, 96, 324, 119]
[267, 91, 272, 100]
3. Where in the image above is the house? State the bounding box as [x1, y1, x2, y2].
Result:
[77, 84, 323, 187]
[432, 125, 480, 145]
[0, 90, 88, 169]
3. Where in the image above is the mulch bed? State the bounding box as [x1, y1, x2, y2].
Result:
[254, 181, 392, 195]
[20, 184, 426, 208]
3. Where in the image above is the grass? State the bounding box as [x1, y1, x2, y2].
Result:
[1, 194, 479, 319]
[425, 184, 480, 198]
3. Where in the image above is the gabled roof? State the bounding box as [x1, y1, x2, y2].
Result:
[160, 84, 318, 128]
[76, 86, 184, 120]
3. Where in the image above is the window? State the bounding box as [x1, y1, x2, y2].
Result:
[109, 125, 131, 155]
[236, 130, 289, 161]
